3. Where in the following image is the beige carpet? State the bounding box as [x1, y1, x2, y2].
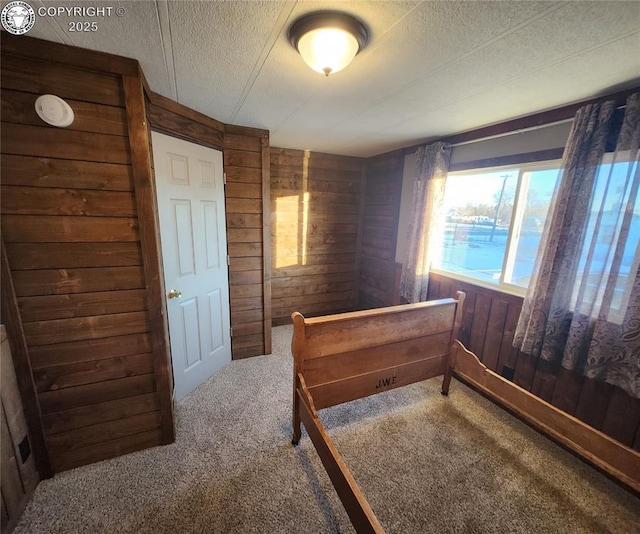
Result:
[15, 325, 640, 533]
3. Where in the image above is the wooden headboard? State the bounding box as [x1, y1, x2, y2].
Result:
[292, 292, 465, 438]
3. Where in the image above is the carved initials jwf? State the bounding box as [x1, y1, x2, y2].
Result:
[375, 376, 397, 389]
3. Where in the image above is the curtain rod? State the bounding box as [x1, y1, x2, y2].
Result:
[448, 102, 628, 149]
[449, 117, 574, 148]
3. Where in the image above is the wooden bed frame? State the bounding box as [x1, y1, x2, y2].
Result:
[291, 292, 640, 533]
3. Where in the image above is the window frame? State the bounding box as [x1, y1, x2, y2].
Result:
[430, 159, 562, 297]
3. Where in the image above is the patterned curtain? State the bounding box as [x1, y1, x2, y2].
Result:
[400, 142, 451, 303]
[514, 93, 640, 399]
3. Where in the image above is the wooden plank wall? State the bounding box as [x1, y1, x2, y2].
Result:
[225, 126, 271, 358]
[0, 35, 173, 473]
[357, 150, 404, 310]
[270, 148, 365, 324]
[427, 272, 640, 450]
[147, 93, 271, 359]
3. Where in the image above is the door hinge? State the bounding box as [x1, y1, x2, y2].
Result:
[223, 172, 227, 185]
[227, 254, 230, 266]
[229, 327, 233, 337]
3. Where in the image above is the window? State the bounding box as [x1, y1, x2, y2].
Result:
[572, 152, 639, 322]
[431, 162, 560, 295]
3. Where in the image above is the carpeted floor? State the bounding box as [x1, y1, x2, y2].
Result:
[15, 326, 640, 533]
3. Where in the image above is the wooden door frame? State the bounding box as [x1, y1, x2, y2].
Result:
[123, 73, 175, 444]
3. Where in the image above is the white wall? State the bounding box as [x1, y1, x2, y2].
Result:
[450, 121, 571, 165]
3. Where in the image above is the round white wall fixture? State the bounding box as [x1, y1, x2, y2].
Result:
[34, 94, 74, 127]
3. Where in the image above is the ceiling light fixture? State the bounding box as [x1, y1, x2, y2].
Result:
[288, 11, 369, 77]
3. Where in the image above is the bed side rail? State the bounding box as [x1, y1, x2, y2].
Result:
[450, 340, 640, 493]
[294, 373, 385, 534]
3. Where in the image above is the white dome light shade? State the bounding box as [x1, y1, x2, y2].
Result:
[297, 27, 359, 76]
[34, 94, 74, 127]
[288, 12, 369, 77]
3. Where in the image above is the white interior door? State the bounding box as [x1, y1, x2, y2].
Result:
[152, 132, 231, 401]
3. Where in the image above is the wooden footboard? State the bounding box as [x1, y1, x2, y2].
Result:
[450, 341, 640, 493]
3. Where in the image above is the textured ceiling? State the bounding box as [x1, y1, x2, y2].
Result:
[26, 0, 640, 157]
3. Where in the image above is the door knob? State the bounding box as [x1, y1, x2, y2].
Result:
[168, 289, 182, 299]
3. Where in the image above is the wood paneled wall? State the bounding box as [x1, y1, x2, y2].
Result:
[0, 35, 174, 474]
[427, 272, 640, 450]
[147, 93, 271, 359]
[270, 148, 365, 324]
[225, 126, 271, 358]
[357, 150, 404, 310]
